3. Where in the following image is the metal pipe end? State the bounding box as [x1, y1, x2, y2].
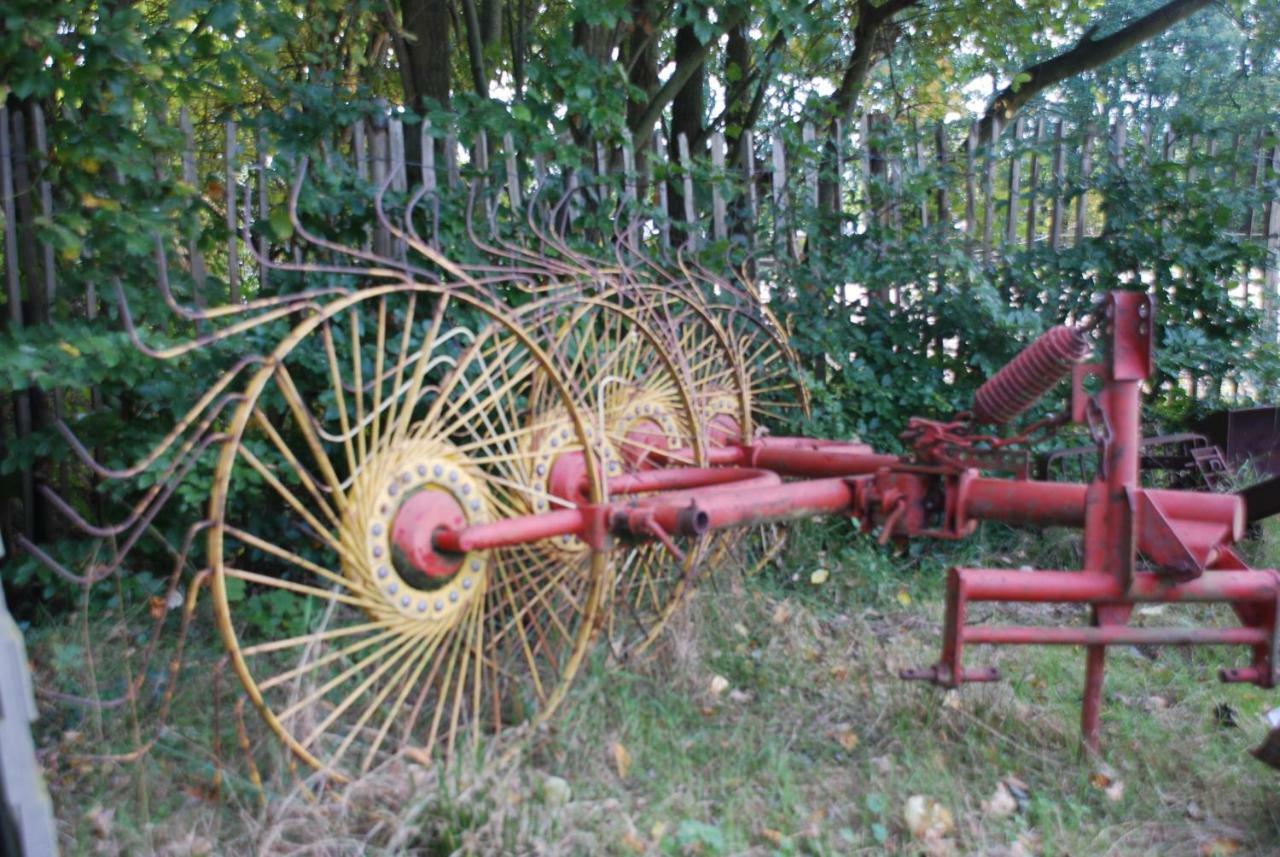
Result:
[675, 504, 710, 537]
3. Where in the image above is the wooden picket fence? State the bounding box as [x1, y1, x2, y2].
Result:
[1, 101, 1278, 546]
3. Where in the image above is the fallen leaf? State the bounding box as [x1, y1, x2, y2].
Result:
[149, 595, 167, 621]
[733, 622, 749, 638]
[1004, 776, 1031, 812]
[982, 781, 1018, 818]
[1200, 837, 1244, 856]
[759, 828, 784, 846]
[1185, 800, 1205, 821]
[772, 601, 793, 624]
[829, 664, 849, 681]
[941, 690, 963, 711]
[1089, 765, 1125, 802]
[85, 805, 115, 839]
[610, 741, 632, 779]
[650, 821, 668, 841]
[540, 775, 571, 806]
[904, 794, 954, 841]
[810, 568, 830, 585]
[896, 588, 912, 607]
[728, 688, 753, 704]
[831, 727, 860, 751]
[709, 674, 730, 697]
[620, 832, 647, 854]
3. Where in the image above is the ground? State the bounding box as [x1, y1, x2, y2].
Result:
[26, 520, 1280, 855]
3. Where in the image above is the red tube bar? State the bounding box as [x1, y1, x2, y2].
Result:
[964, 625, 1269, 647]
[954, 568, 1280, 604]
[695, 477, 860, 531]
[433, 508, 583, 554]
[963, 477, 1087, 528]
[604, 467, 780, 496]
[747, 445, 899, 478]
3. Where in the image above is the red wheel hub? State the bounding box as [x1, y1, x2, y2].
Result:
[391, 489, 467, 582]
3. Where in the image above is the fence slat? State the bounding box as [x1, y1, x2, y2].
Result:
[835, 119, 846, 216]
[654, 131, 670, 248]
[771, 130, 790, 258]
[964, 121, 977, 252]
[256, 127, 269, 288]
[1, 108, 34, 541]
[1049, 120, 1066, 251]
[420, 120, 437, 195]
[1075, 128, 1093, 245]
[353, 119, 369, 180]
[225, 120, 238, 301]
[677, 132, 697, 249]
[622, 130, 636, 202]
[445, 130, 459, 189]
[178, 109, 208, 300]
[710, 131, 726, 242]
[390, 118, 407, 192]
[742, 129, 758, 223]
[1005, 116, 1023, 247]
[1263, 144, 1279, 338]
[802, 121, 818, 209]
[981, 116, 999, 265]
[914, 121, 928, 229]
[31, 106, 55, 311]
[1025, 118, 1044, 248]
[503, 131, 521, 210]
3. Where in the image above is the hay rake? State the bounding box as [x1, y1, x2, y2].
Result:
[30, 161, 1280, 782]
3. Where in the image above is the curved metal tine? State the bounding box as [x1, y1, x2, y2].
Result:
[283, 158, 451, 286]
[482, 177, 599, 285]
[29, 520, 210, 712]
[42, 417, 227, 539]
[461, 184, 582, 287]
[354, 164, 487, 293]
[156, 217, 347, 325]
[371, 164, 467, 287]
[456, 185, 574, 292]
[53, 355, 260, 480]
[112, 277, 328, 362]
[39, 429, 226, 583]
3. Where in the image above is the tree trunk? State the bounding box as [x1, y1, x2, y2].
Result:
[625, 0, 659, 184]
[668, 16, 705, 238]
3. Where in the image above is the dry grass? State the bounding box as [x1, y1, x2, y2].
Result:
[28, 522, 1280, 855]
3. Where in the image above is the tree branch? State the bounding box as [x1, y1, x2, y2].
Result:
[628, 8, 745, 144]
[975, 0, 1214, 144]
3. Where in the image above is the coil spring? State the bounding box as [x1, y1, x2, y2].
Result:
[972, 325, 1090, 425]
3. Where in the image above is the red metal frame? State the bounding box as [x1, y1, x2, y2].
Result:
[393, 290, 1280, 756]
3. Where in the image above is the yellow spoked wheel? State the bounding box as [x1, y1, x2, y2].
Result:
[707, 299, 810, 576]
[536, 295, 712, 659]
[208, 285, 606, 780]
[713, 300, 810, 436]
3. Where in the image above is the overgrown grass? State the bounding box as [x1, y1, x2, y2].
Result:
[29, 520, 1280, 855]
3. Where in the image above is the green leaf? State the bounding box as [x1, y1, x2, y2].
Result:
[268, 209, 294, 241]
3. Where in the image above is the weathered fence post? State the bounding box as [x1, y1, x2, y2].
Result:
[1005, 116, 1024, 249]
[1075, 126, 1094, 245]
[1049, 120, 1066, 251]
[710, 131, 727, 243]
